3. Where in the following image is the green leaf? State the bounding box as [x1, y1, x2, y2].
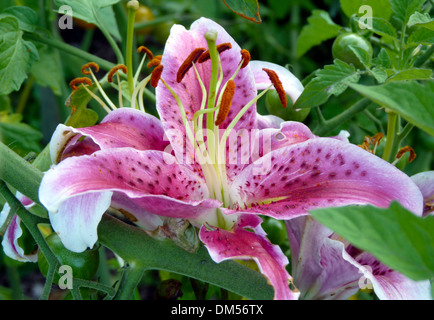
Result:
[348, 45, 372, 68]
[369, 66, 388, 83]
[0, 120, 42, 157]
[0, 6, 38, 33]
[387, 68, 433, 82]
[311, 202, 434, 281]
[390, 0, 426, 24]
[53, 0, 121, 40]
[349, 81, 434, 136]
[64, 84, 99, 128]
[222, 0, 261, 23]
[294, 59, 361, 109]
[407, 27, 434, 45]
[373, 48, 393, 68]
[355, 16, 398, 41]
[296, 10, 341, 58]
[30, 44, 64, 96]
[408, 11, 434, 30]
[0, 16, 39, 95]
[340, 0, 393, 20]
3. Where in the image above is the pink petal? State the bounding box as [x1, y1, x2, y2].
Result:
[50, 108, 168, 163]
[286, 217, 361, 300]
[39, 148, 221, 224]
[343, 251, 432, 300]
[224, 138, 423, 218]
[1, 193, 37, 262]
[256, 113, 284, 129]
[411, 171, 434, 216]
[249, 60, 304, 103]
[199, 214, 298, 300]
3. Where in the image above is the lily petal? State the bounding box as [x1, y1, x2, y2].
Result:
[250, 60, 304, 103]
[343, 251, 432, 300]
[39, 148, 222, 247]
[411, 171, 434, 216]
[1, 193, 37, 262]
[50, 108, 168, 163]
[256, 113, 284, 129]
[225, 138, 423, 218]
[286, 217, 361, 300]
[199, 214, 298, 300]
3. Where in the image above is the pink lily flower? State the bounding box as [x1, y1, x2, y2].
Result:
[411, 171, 434, 216]
[286, 216, 431, 300]
[1, 192, 38, 262]
[38, 18, 423, 300]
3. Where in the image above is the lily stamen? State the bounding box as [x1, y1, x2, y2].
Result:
[69, 77, 92, 91]
[263, 68, 287, 108]
[215, 80, 235, 126]
[198, 42, 233, 63]
[107, 64, 128, 83]
[150, 64, 164, 88]
[177, 48, 207, 83]
[147, 55, 162, 68]
[137, 45, 154, 61]
[81, 62, 100, 75]
[81, 63, 117, 111]
[392, 146, 416, 165]
[240, 49, 251, 69]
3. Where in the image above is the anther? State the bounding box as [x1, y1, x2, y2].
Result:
[395, 146, 416, 163]
[198, 43, 233, 63]
[151, 64, 164, 88]
[240, 49, 251, 68]
[108, 64, 128, 83]
[263, 68, 287, 108]
[137, 46, 154, 60]
[147, 55, 162, 68]
[177, 48, 206, 83]
[215, 80, 235, 126]
[81, 62, 100, 75]
[69, 77, 92, 91]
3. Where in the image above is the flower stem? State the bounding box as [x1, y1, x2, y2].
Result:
[24, 33, 116, 71]
[312, 98, 371, 136]
[382, 110, 398, 163]
[126, 1, 139, 97]
[113, 262, 146, 300]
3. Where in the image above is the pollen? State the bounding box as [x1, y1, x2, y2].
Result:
[69, 77, 92, 91]
[396, 146, 416, 163]
[107, 64, 128, 83]
[137, 45, 154, 60]
[198, 42, 233, 63]
[263, 68, 287, 108]
[81, 62, 99, 75]
[240, 49, 251, 68]
[150, 64, 164, 88]
[147, 55, 162, 68]
[177, 47, 206, 83]
[215, 80, 235, 126]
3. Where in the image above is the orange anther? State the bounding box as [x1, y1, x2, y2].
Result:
[215, 80, 235, 126]
[263, 68, 287, 108]
[81, 62, 100, 75]
[107, 64, 128, 83]
[177, 48, 206, 83]
[198, 42, 233, 63]
[147, 55, 162, 68]
[150, 64, 164, 88]
[240, 49, 251, 68]
[396, 146, 416, 163]
[69, 77, 92, 91]
[137, 46, 154, 60]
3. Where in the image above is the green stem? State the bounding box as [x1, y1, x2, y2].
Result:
[113, 262, 146, 300]
[80, 28, 95, 52]
[382, 110, 398, 163]
[313, 98, 371, 136]
[126, 3, 138, 97]
[363, 109, 384, 133]
[16, 75, 35, 114]
[24, 33, 116, 72]
[397, 122, 414, 141]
